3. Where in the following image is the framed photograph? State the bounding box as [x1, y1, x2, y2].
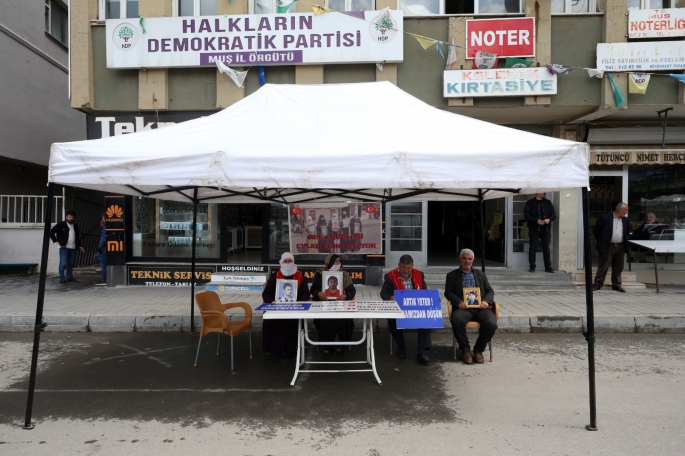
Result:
[463, 287, 481, 309]
[322, 271, 344, 300]
[276, 279, 298, 302]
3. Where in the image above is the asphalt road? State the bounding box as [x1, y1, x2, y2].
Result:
[0, 332, 684, 455]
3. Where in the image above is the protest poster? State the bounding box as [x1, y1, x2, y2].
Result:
[394, 290, 444, 330]
[289, 202, 382, 255]
[256, 303, 311, 311]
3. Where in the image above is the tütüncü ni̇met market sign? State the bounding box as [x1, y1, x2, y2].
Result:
[106, 11, 404, 69]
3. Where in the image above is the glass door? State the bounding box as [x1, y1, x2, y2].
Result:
[386, 201, 426, 267]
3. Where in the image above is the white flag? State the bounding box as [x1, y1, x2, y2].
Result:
[473, 51, 498, 69]
[586, 68, 604, 79]
[445, 36, 457, 70]
[215, 60, 248, 88]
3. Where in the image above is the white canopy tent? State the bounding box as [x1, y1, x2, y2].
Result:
[49, 82, 588, 203]
[26, 82, 599, 430]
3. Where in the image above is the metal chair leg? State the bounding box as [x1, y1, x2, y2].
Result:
[249, 328, 253, 360]
[194, 335, 203, 367]
[230, 336, 234, 371]
[389, 332, 393, 355]
[452, 335, 457, 360]
[216, 333, 221, 356]
[489, 339, 494, 362]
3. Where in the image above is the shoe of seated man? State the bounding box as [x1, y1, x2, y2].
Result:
[462, 347, 473, 365]
[417, 353, 429, 364]
[397, 347, 407, 359]
[474, 351, 485, 364]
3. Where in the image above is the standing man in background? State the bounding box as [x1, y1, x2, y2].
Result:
[50, 211, 85, 285]
[592, 202, 630, 293]
[524, 192, 557, 273]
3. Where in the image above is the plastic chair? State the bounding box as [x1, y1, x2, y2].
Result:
[447, 300, 499, 362]
[193, 291, 253, 371]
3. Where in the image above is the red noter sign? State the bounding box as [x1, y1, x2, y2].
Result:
[466, 18, 535, 58]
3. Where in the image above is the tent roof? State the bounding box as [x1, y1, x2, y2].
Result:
[49, 81, 589, 203]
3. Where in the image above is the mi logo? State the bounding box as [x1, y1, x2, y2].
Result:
[107, 240, 124, 252]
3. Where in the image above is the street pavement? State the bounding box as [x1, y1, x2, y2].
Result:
[0, 272, 684, 333]
[0, 332, 683, 455]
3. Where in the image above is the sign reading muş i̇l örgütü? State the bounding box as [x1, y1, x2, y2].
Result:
[106, 11, 403, 69]
[443, 68, 557, 98]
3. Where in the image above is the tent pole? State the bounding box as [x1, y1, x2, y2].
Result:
[23, 182, 55, 430]
[190, 188, 198, 334]
[478, 189, 485, 273]
[581, 187, 598, 431]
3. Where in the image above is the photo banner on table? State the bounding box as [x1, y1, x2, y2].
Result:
[395, 290, 444, 330]
[289, 202, 382, 255]
[256, 303, 312, 312]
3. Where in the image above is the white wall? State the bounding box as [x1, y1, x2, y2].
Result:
[0, 228, 60, 273]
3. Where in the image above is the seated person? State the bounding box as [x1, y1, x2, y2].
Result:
[310, 254, 356, 354]
[632, 212, 664, 240]
[444, 248, 497, 365]
[262, 252, 310, 358]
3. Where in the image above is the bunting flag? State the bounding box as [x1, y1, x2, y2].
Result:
[547, 64, 575, 75]
[445, 36, 457, 70]
[436, 42, 444, 59]
[410, 33, 438, 51]
[215, 60, 248, 88]
[277, 0, 296, 13]
[505, 58, 532, 68]
[606, 73, 627, 108]
[139, 16, 146, 34]
[629, 73, 650, 94]
[257, 66, 266, 86]
[376, 63, 383, 72]
[585, 68, 604, 79]
[472, 51, 498, 69]
[668, 74, 685, 84]
[312, 4, 333, 15]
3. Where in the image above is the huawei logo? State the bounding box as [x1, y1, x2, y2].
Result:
[107, 205, 124, 218]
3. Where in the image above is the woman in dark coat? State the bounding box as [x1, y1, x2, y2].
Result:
[262, 252, 310, 358]
[310, 254, 357, 354]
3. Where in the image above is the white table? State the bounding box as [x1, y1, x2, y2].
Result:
[629, 240, 685, 292]
[262, 301, 404, 386]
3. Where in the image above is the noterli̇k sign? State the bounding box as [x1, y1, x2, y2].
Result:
[465, 18, 535, 58]
[106, 12, 403, 69]
[628, 8, 685, 39]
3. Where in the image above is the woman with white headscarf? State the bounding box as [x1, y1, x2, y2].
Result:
[262, 252, 310, 358]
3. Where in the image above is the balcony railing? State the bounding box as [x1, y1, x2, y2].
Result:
[0, 195, 65, 227]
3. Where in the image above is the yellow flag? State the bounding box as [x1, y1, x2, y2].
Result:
[629, 73, 650, 94]
[312, 4, 333, 15]
[410, 33, 437, 51]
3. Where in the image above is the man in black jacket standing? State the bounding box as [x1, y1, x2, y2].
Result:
[444, 249, 497, 365]
[592, 202, 630, 292]
[524, 192, 557, 273]
[49, 211, 85, 285]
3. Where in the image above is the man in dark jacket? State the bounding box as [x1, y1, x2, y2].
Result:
[592, 202, 630, 292]
[49, 211, 85, 285]
[523, 192, 557, 273]
[444, 249, 497, 365]
[380, 254, 431, 364]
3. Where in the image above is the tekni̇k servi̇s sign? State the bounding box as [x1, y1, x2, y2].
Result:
[106, 11, 403, 69]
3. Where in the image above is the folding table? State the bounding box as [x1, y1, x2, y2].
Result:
[628, 240, 685, 292]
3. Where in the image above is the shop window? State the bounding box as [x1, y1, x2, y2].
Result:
[132, 198, 219, 259]
[438, 0, 522, 16]
[100, 0, 139, 19]
[390, 202, 422, 251]
[45, 0, 68, 46]
[551, 0, 597, 14]
[175, 0, 217, 16]
[326, 0, 376, 11]
[628, 0, 672, 10]
[249, 0, 297, 14]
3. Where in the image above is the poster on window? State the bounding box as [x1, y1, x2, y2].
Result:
[289, 202, 382, 255]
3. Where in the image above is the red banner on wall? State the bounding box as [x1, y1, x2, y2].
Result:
[466, 18, 535, 58]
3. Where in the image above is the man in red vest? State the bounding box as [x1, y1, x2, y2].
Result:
[380, 255, 431, 364]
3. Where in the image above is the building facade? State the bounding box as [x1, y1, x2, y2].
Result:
[69, 0, 685, 285]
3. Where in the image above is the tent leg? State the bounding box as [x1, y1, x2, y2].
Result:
[23, 182, 55, 430]
[478, 189, 485, 273]
[190, 188, 198, 333]
[581, 187, 598, 431]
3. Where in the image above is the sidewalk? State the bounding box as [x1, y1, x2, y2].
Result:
[0, 273, 684, 333]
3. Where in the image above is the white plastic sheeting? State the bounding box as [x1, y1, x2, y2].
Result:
[49, 82, 589, 203]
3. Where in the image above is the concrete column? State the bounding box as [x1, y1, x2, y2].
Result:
[216, 0, 247, 108]
[296, 65, 325, 84]
[138, 0, 171, 110]
[70, 0, 98, 111]
[524, 0, 551, 106]
[555, 189, 580, 272]
[447, 17, 473, 107]
[597, 0, 629, 110]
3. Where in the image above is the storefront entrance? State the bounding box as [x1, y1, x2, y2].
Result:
[588, 170, 627, 267]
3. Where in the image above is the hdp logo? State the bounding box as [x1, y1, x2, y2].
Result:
[113, 23, 139, 51]
[370, 12, 397, 43]
[107, 205, 123, 218]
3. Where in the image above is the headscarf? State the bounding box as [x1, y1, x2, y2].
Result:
[317, 215, 327, 226]
[320, 253, 353, 288]
[279, 252, 298, 277]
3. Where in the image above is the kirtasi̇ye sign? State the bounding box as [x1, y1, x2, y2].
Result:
[106, 11, 403, 69]
[597, 41, 685, 71]
[466, 17, 535, 58]
[629, 8, 685, 39]
[591, 150, 685, 166]
[128, 265, 215, 286]
[443, 68, 557, 98]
